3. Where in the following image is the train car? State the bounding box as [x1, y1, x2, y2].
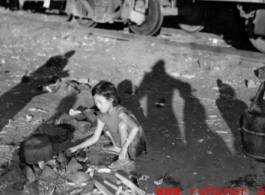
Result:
[192, 0, 265, 53]
[10, 0, 265, 53]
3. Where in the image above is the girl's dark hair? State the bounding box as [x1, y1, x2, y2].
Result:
[92, 80, 121, 106]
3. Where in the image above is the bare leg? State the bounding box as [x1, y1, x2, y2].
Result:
[108, 121, 135, 169]
[105, 131, 118, 147]
[105, 131, 121, 153]
[118, 121, 130, 159]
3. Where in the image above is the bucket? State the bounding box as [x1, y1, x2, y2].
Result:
[240, 109, 265, 159]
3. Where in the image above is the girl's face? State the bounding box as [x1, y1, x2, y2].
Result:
[94, 94, 113, 113]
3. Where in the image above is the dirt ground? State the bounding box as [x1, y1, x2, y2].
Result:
[1, 5, 265, 195]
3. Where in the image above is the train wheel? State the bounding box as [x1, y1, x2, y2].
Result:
[75, 17, 97, 28]
[178, 4, 209, 33]
[75, 0, 96, 28]
[129, 0, 163, 36]
[246, 19, 265, 53]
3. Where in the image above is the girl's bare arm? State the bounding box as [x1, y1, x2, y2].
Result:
[70, 118, 105, 152]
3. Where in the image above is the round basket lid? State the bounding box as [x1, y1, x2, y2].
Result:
[20, 134, 53, 164]
[22, 134, 51, 150]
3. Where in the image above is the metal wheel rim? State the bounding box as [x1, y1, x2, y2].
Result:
[75, 0, 96, 28]
[129, 0, 164, 36]
[178, 5, 209, 33]
[246, 19, 265, 54]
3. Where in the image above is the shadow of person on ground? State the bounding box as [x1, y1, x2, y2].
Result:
[1, 50, 76, 194]
[117, 79, 147, 131]
[215, 79, 248, 153]
[134, 60, 250, 190]
[0, 50, 75, 133]
[135, 60, 182, 151]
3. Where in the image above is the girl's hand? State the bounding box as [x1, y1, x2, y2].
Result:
[67, 146, 78, 156]
[118, 148, 128, 161]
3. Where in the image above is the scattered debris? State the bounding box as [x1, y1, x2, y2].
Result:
[12, 181, 26, 191]
[115, 170, 146, 195]
[182, 74, 195, 79]
[154, 178, 163, 185]
[254, 66, 265, 80]
[77, 78, 89, 84]
[23, 181, 39, 195]
[212, 86, 219, 91]
[5, 119, 15, 128]
[69, 171, 91, 184]
[23, 165, 37, 183]
[39, 165, 59, 181]
[138, 175, 150, 181]
[66, 158, 82, 175]
[28, 107, 48, 113]
[208, 115, 217, 118]
[155, 98, 166, 108]
[245, 80, 257, 88]
[21, 71, 31, 83]
[38, 161, 45, 169]
[69, 109, 82, 116]
[30, 118, 43, 125]
[161, 173, 182, 188]
[25, 115, 33, 122]
[170, 72, 181, 78]
[212, 39, 218, 44]
[216, 131, 228, 134]
[1, 59, 6, 64]
[225, 174, 257, 190]
[207, 150, 212, 154]
[97, 167, 111, 173]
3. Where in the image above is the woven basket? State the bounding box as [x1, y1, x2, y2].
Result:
[19, 124, 75, 164]
[240, 109, 265, 159]
[20, 134, 53, 164]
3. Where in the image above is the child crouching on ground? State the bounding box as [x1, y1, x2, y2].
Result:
[68, 80, 147, 169]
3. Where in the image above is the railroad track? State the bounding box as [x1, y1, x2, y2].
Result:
[1, 10, 265, 63]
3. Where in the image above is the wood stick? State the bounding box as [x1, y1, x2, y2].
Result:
[94, 177, 116, 195]
[115, 170, 145, 195]
[104, 179, 131, 195]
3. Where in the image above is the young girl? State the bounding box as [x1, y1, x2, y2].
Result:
[68, 80, 147, 169]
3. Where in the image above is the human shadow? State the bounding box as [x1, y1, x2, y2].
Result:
[1, 50, 77, 193]
[135, 60, 183, 151]
[134, 60, 248, 189]
[215, 79, 248, 153]
[0, 50, 75, 133]
[117, 79, 147, 132]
